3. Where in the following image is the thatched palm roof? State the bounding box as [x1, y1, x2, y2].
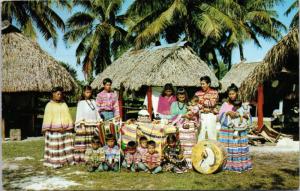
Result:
[239, 28, 299, 101]
[91, 45, 218, 90]
[2, 31, 78, 93]
[220, 62, 260, 93]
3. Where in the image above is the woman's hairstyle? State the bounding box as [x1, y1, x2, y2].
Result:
[51, 86, 64, 93]
[166, 134, 177, 144]
[80, 85, 93, 100]
[200, 76, 211, 84]
[103, 78, 112, 85]
[147, 140, 156, 147]
[176, 87, 188, 103]
[161, 83, 175, 97]
[127, 141, 137, 149]
[227, 83, 239, 93]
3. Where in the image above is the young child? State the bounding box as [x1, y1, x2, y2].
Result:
[99, 134, 120, 172]
[137, 105, 151, 123]
[85, 136, 105, 172]
[138, 140, 162, 174]
[137, 136, 148, 158]
[186, 96, 201, 124]
[122, 141, 140, 172]
[162, 134, 188, 174]
[75, 85, 103, 163]
[230, 100, 251, 136]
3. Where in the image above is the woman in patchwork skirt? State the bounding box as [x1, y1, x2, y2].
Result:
[74, 85, 103, 163]
[218, 84, 252, 172]
[42, 87, 74, 168]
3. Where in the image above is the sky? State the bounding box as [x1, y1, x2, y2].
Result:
[36, 0, 296, 81]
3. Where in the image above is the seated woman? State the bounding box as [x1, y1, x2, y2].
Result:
[218, 84, 252, 173]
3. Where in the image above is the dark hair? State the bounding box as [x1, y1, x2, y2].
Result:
[103, 78, 112, 85]
[200, 76, 211, 84]
[147, 140, 156, 147]
[227, 83, 238, 93]
[139, 136, 148, 142]
[91, 135, 100, 144]
[127, 141, 137, 149]
[80, 85, 93, 100]
[166, 134, 177, 144]
[176, 88, 188, 103]
[51, 86, 64, 93]
[161, 83, 175, 97]
[105, 133, 115, 141]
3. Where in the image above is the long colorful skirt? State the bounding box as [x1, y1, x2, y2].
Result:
[177, 121, 198, 169]
[43, 131, 74, 168]
[218, 127, 252, 172]
[74, 124, 97, 163]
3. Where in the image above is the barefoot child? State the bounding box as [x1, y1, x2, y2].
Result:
[162, 134, 188, 173]
[122, 141, 140, 172]
[138, 140, 162, 174]
[85, 136, 105, 172]
[99, 134, 120, 172]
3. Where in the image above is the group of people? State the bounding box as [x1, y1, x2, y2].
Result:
[42, 76, 252, 173]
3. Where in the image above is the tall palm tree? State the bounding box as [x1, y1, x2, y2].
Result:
[64, 0, 129, 81]
[125, 0, 285, 69]
[284, 0, 299, 28]
[1, 1, 71, 47]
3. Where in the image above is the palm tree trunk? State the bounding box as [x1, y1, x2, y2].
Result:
[239, 43, 245, 61]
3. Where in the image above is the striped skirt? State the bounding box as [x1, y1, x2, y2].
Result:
[178, 122, 197, 169]
[74, 124, 97, 163]
[44, 131, 74, 168]
[218, 127, 252, 172]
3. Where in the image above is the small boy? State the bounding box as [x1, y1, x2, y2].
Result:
[137, 136, 148, 158]
[84, 136, 105, 172]
[122, 141, 140, 172]
[98, 134, 120, 172]
[138, 140, 162, 174]
[162, 134, 188, 174]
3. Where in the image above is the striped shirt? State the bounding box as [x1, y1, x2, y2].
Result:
[142, 151, 161, 167]
[124, 151, 141, 165]
[96, 90, 120, 117]
[195, 88, 219, 111]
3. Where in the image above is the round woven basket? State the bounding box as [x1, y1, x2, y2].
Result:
[192, 140, 227, 174]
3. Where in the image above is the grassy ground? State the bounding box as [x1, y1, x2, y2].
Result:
[3, 139, 299, 190]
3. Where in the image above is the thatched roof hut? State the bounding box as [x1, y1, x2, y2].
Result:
[91, 44, 219, 90]
[220, 62, 260, 93]
[239, 28, 299, 101]
[2, 30, 78, 93]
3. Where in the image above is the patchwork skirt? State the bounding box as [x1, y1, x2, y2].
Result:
[43, 131, 74, 168]
[218, 127, 252, 172]
[74, 124, 97, 163]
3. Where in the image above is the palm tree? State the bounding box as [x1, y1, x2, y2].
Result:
[1, 1, 71, 47]
[125, 0, 285, 69]
[285, 0, 299, 28]
[64, 0, 129, 81]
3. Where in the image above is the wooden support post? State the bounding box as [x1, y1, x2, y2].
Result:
[1, 118, 5, 141]
[147, 86, 153, 120]
[118, 85, 124, 120]
[257, 84, 264, 132]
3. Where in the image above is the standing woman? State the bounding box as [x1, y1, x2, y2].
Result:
[42, 87, 74, 168]
[74, 85, 103, 163]
[96, 78, 120, 121]
[195, 76, 219, 141]
[170, 88, 195, 169]
[218, 84, 252, 172]
[157, 83, 177, 119]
